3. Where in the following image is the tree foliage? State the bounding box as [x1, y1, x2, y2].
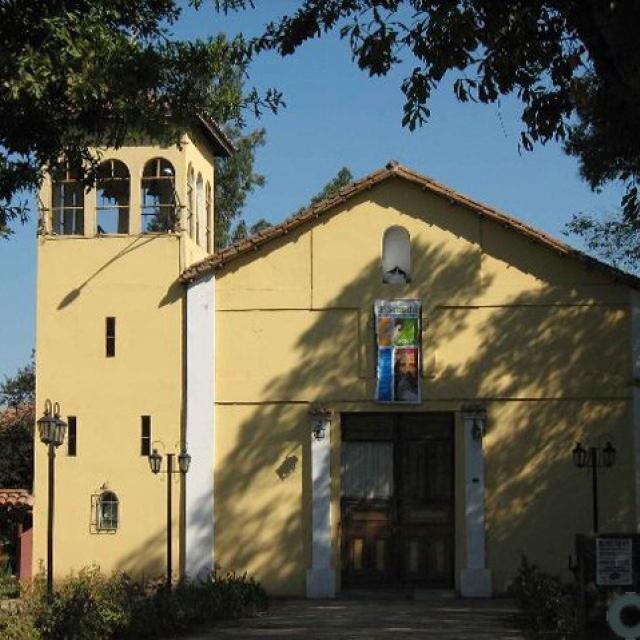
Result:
[291, 166, 353, 217]
[249, 218, 273, 235]
[305, 166, 353, 209]
[223, 0, 640, 266]
[215, 127, 267, 249]
[0, 0, 280, 236]
[228, 218, 272, 245]
[0, 360, 35, 489]
[224, 166, 353, 246]
[230, 219, 249, 244]
[0, 360, 35, 409]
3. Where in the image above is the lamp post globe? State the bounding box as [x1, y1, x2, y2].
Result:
[38, 400, 67, 447]
[178, 450, 191, 474]
[38, 399, 66, 603]
[571, 439, 616, 535]
[148, 445, 191, 588]
[602, 441, 616, 468]
[148, 448, 162, 474]
[572, 442, 587, 468]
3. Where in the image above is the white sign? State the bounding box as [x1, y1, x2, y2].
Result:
[597, 538, 633, 586]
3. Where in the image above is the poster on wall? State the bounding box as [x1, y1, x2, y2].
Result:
[374, 299, 422, 403]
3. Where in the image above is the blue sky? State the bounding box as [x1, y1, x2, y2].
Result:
[0, 2, 625, 381]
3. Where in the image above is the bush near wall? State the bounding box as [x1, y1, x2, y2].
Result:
[510, 556, 579, 640]
[0, 563, 20, 599]
[0, 566, 268, 640]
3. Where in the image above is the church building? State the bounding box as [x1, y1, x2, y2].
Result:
[33, 124, 640, 598]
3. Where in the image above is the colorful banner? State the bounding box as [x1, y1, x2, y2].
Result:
[374, 300, 421, 403]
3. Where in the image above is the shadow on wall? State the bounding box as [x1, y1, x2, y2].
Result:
[56, 236, 159, 310]
[212, 239, 487, 594]
[117, 228, 632, 593]
[114, 472, 176, 582]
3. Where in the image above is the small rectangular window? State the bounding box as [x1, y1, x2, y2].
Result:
[141, 416, 151, 456]
[67, 416, 77, 456]
[106, 317, 116, 357]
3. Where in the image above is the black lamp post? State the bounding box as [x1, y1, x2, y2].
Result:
[572, 440, 616, 534]
[148, 447, 191, 587]
[37, 399, 67, 601]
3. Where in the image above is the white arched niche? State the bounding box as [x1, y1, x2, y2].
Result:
[382, 226, 412, 283]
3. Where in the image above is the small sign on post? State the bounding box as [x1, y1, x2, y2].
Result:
[597, 538, 633, 586]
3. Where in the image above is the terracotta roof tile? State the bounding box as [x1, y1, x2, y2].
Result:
[196, 116, 235, 158]
[0, 489, 33, 509]
[180, 161, 640, 290]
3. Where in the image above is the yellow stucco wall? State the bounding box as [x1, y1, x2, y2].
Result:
[34, 235, 184, 579]
[33, 134, 217, 580]
[214, 177, 635, 595]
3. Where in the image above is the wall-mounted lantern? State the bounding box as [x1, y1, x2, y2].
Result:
[311, 419, 327, 441]
[471, 418, 485, 441]
[462, 405, 487, 442]
[309, 406, 333, 442]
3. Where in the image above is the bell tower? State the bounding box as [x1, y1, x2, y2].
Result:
[33, 122, 231, 579]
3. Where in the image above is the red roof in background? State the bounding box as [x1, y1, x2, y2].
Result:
[0, 489, 33, 509]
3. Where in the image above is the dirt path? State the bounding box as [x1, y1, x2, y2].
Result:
[183, 597, 525, 639]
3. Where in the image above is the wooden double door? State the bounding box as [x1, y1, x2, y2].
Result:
[340, 412, 454, 589]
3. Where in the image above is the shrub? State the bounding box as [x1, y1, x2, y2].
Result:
[11, 567, 140, 640]
[510, 556, 578, 640]
[0, 606, 39, 640]
[123, 570, 268, 639]
[0, 566, 268, 640]
[0, 563, 20, 599]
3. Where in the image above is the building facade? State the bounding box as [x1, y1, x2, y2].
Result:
[33, 136, 640, 598]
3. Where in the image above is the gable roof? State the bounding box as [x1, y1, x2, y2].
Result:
[180, 161, 640, 289]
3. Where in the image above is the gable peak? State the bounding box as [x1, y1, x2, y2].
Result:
[180, 162, 640, 291]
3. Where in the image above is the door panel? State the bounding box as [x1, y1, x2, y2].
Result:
[341, 413, 454, 589]
[341, 500, 394, 587]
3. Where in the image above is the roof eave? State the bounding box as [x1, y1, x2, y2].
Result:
[196, 116, 235, 158]
[180, 162, 640, 290]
